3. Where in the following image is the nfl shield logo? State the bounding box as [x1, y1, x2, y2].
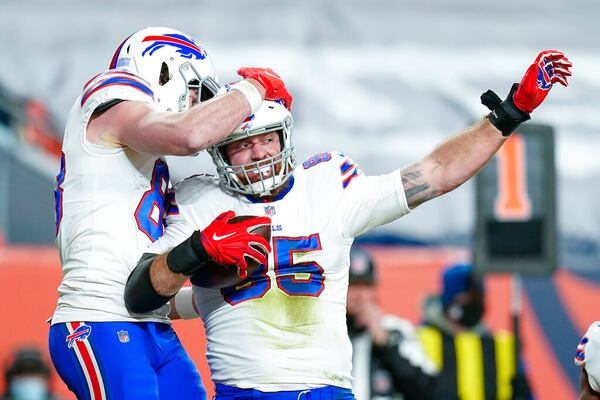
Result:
[264, 205, 276, 217]
[117, 330, 130, 343]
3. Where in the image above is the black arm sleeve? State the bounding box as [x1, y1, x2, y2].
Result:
[166, 231, 210, 276]
[372, 330, 439, 400]
[124, 253, 174, 314]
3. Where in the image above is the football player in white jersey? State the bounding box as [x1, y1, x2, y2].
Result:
[575, 321, 600, 399]
[48, 26, 288, 400]
[124, 50, 571, 400]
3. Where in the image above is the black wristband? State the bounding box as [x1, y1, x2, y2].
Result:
[166, 231, 210, 276]
[125, 253, 174, 314]
[481, 83, 531, 136]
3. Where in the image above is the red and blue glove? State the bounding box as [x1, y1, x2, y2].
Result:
[200, 210, 271, 279]
[481, 50, 572, 136]
[513, 50, 572, 113]
[238, 67, 293, 111]
[166, 211, 271, 279]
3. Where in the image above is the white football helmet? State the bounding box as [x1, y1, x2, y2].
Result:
[109, 26, 219, 112]
[208, 100, 295, 197]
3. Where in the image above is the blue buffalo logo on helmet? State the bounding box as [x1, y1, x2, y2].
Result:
[65, 324, 92, 349]
[536, 56, 554, 90]
[142, 34, 207, 60]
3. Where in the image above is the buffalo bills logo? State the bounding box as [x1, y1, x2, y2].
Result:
[65, 324, 92, 348]
[241, 114, 255, 131]
[536, 57, 554, 90]
[142, 34, 207, 60]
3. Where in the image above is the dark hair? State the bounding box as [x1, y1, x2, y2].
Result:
[5, 348, 50, 383]
[349, 246, 376, 284]
[440, 264, 484, 307]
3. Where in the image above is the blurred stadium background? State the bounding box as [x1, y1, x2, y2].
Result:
[1, 0, 599, 398]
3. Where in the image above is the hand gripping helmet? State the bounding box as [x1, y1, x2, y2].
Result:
[207, 100, 295, 197]
[109, 26, 219, 112]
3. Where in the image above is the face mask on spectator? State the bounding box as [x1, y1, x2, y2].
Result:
[9, 376, 48, 400]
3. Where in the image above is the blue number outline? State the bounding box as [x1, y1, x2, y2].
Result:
[134, 159, 170, 242]
[274, 234, 325, 297]
[220, 233, 325, 304]
[221, 263, 271, 306]
[54, 152, 66, 235]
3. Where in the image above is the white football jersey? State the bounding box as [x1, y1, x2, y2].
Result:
[148, 151, 411, 391]
[52, 70, 171, 324]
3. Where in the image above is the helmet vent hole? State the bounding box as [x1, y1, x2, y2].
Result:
[159, 62, 171, 86]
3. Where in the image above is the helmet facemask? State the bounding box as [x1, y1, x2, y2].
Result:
[172, 61, 219, 111]
[208, 101, 295, 197]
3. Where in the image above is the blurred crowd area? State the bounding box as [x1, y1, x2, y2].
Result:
[0, 83, 61, 158]
[0, 1, 599, 399]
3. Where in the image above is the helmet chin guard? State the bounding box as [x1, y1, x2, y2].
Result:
[207, 101, 295, 197]
[109, 27, 219, 112]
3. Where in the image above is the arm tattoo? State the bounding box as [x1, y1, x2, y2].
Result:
[400, 162, 443, 209]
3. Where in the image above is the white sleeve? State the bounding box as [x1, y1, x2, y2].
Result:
[80, 69, 154, 116]
[576, 321, 600, 392]
[146, 212, 196, 255]
[335, 169, 411, 238]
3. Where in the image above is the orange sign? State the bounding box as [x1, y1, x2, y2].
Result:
[495, 134, 532, 220]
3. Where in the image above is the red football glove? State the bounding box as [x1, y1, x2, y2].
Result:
[237, 67, 293, 111]
[200, 211, 271, 279]
[512, 50, 572, 113]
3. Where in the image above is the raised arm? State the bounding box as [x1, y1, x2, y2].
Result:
[401, 119, 503, 208]
[401, 50, 572, 209]
[88, 67, 291, 156]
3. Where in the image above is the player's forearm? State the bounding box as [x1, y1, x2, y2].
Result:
[429, 118, 505, 192]
[125, 253, 180, 314]
[149, 254, 188, 296]
[177, 90, 254, 152]
[402, 118, 504, 208]
[127, 90, 251, 155]
[401, 119, 503, 207]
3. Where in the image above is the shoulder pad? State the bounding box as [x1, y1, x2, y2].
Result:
[302, 151, 362, 190]
[81, 69, 154, 109]
[173, 174, 219, 203]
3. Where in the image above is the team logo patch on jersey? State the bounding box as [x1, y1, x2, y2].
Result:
[117, 330, 130, 343]
[264, 205, 276, 216]
[66, 324, 91, 348]
[142, 34, 207, 60]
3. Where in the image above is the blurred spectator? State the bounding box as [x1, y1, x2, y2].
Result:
[2, 347, 60, 400]
[347, 245, 438, 400]
[0, 81, 62, 158]
[418, 264, 532, 400]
